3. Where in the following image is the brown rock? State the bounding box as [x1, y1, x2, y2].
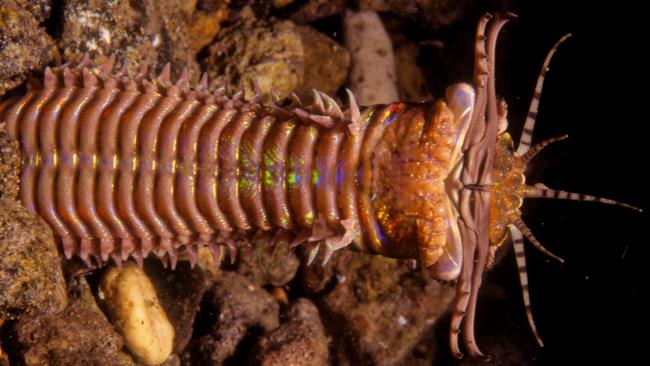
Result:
[14, 0, 51, 22]
[183, 271, 279, 365]
[0, 197, 67, 321]
[237, 239, 300, 287]
[14, 277, 135, 366]
[289, 0, 346, 23]
[303, 249, 454, 366]
[249, 298, 329, 366]
[0, 131, 20, 201]
[58, 0, 200, 82]
[204, 20, 349, 102]
[0, 0, 55, 97]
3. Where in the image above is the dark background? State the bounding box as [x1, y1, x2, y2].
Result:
[424, 1, 647, 365]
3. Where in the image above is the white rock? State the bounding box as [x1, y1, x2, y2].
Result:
[100, 263, 174, 366]
[343, 10, 399, 106]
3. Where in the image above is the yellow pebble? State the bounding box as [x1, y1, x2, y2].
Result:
[100, 263, 174, 366]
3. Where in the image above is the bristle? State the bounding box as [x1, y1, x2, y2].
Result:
[132, 249, 144, 268]
[290, 229, 310, 247]
[321, 91, 344, 119]
[76, 53, 92, 69]
[120, 238, 136, 260]
[346, 89, 361, 135]
[62, 68, 76, 87]
[290, 92, 302, 107]
[252, 79, 263, 103]
[62, 237, 76, 259]
[97, 54, 116, 76]
[112, 253, 123, 268]
[169, 249, 178, 270]
[82, 68, 98, 87]
[321, 244, 335, 265]
[157, 63, 172, 84]
[188, 244, 198, 268]
[100, 238, 114, 261]
[79, 239, 94, 267]
[135, 63, 149, 81]
[225, 241, 237, 264]
[208, 243, 221, 266]
[176, 67, 190, 89]
[312, 89, 325, 112]
[306, 242, 320, 266]
[198, 73, 209, 91]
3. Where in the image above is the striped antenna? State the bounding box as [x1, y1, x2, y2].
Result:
[519, 135, 568, 163]
[525, 183, 643, 212]
[516, 34, 572, 155]
[508, 225, 545, 347]
[511, 217, 565, 263]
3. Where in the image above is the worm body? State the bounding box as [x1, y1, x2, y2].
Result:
[0, 13, 639, 360]
[0, 60, 475, 271]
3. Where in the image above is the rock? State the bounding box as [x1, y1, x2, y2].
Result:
[183, 271, 279, 365]
[358, 0, 472, 30]
[187, 3, 229, 53]
[0, 0, 55, 97]
[14, 0, 51, 22]
[303, 249, 455, 366]
[204, 20, 349, 102]
[249, 298, 329, 366]
[100, 263, 175, 366]
[343, 10, 399, 106]
[58, 0, 200, 82]
[288, 0, 345, 23]
[144, 260, 212, 353]
[14, 277, 135, 366]
[0, 132, 20, 201]
[237, 239, 300, 287]
[0, 196, 67, 321]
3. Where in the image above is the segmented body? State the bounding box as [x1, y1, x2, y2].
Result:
[0, 63, 456, 270]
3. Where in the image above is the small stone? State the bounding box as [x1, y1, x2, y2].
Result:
[289, 0, 345, 23]
[183, 271, 279, 365]
[100, 263, 175, 366]
[14, 277, 135, 366]
[0, 131, 21, 201]
[0, 196, 67, 321]
[237, 238, 299, 287]
[204, 20, 349, 102]
[249, 298, 329, 366]
[0, 0, 55, 97]
[343, 10, 399, 105]
[14, 0, 51, 22]
[302, 249, 454, 365]
[58, 0, 199, 83]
